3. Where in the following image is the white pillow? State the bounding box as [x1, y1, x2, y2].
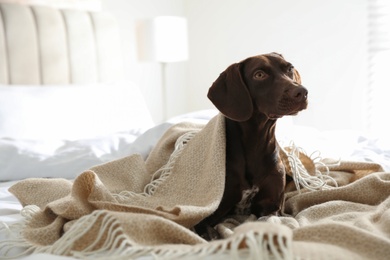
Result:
[0, 82, 154, 141]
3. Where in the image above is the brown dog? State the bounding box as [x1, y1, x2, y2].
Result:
[196, 53, 308, 239]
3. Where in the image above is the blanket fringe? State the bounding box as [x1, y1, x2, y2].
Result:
[0, 205, 42, 258]
[283, 142, 339, 192]
[114, 131, 198, 200]
[3, 208, 293, 260]
[48, 210, 131, 255]
[0, 210, 131, 258]
[71, 222, 293, 260]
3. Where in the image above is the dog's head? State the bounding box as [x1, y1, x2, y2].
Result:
[208, 53, 308, 121]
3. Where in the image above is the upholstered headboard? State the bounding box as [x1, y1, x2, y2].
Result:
[0, 3, 124, 84]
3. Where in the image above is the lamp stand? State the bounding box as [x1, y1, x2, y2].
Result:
[161, 62, 168, 121]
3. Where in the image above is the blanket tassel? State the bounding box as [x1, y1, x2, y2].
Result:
[1, 208, 292, 259]
[71, 217, 293, 260]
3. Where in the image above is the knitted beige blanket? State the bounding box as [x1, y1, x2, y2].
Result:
[2, 114, 390, 259]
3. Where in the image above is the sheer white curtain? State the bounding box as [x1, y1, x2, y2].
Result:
[367, 0, 390, 138]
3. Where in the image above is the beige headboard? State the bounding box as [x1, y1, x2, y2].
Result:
[0, 3, 124, 85]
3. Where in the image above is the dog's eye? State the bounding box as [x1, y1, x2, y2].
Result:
[253, 70, 268, 80]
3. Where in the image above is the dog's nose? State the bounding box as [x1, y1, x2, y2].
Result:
[290, 87, 308, 102]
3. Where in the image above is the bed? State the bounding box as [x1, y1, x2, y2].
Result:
[1, 2, 390, 260]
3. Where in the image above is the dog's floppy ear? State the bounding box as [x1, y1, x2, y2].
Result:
[207, 63, 253, 121]
[293, 68, 302, 84]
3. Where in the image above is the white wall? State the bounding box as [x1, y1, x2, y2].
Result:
[102, 0, 369, 132]
[185, 0, 368, 132]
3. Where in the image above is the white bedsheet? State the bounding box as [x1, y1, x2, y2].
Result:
[0, 181, 21, 223]
[0, 180, 25, 258]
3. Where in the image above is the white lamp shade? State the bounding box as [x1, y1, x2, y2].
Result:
[137, 16, 188, 63]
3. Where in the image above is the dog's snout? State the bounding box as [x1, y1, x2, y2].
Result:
[290, 87, 308, 102]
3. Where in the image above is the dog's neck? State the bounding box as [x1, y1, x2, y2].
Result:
[238, 112, 278, 154]
[225, 112, 282, 183]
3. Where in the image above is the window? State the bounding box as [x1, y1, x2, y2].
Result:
[367, 0, 390, 138]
